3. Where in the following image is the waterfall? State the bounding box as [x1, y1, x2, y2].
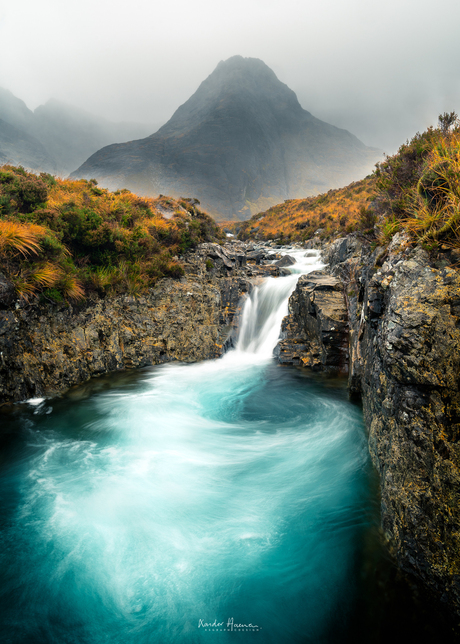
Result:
[235, 248, 324, 358]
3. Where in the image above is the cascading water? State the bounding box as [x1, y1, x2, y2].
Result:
[0, 248, 379, 644]
[236, 250, 321, 357]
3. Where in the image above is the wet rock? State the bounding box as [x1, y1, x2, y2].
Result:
[275, 255, 296, 267]
[318, 231, 460, 617]
[278, 270, 348, 370]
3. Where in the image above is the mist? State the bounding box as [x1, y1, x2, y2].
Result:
[1, 0, 459, 154]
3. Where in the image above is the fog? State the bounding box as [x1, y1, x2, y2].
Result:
[1, 0, 459, 154]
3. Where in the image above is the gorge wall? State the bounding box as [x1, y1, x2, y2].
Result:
[0, 242, 278, 404]
[280, 234, 460, 617]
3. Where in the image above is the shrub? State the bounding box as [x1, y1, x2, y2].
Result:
[0, 167, 48, 212]
[375, 115, 460, 251]
[0, 165, 222, 304]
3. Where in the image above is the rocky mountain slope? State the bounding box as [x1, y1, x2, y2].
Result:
[0, 88, 153, 175]
[0, 118, 55, 173]
[73, 56, 381, 221]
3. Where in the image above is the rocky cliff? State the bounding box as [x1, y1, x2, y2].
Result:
[280, 234, 460, 616]
[0, 241, 284, 404]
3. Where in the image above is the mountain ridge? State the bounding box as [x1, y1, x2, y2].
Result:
[0, 90, 155, 175]
[73, 56, 382, 221]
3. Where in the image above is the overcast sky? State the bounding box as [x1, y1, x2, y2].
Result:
[1, 0, 459, 154]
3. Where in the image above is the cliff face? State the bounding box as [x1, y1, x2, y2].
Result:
[0, 242, 277, 404]
[282, 234, 460, 614]
[277, 270, 348, 370]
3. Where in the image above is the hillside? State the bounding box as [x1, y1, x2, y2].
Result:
[234, 112, 460, 261]
[72, 56, 381, 221]
[232, 175, 376, 242]
[0, 88, 154, 176]
[0, 118, 56, 173]
[0, 165, 222, 305]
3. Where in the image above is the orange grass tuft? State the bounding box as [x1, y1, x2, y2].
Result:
[0, 221, 46, 256]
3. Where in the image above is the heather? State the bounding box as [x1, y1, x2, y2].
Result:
[0, 166, 222, 303]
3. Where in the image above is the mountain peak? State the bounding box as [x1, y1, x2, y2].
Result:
[206, 55, 292, 99]
[73, 57, 382, 220]
[215, 55, 276, 74]
[156, 55, 303, 139]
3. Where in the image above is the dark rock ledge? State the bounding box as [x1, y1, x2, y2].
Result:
[277, 271, 348, 370]
[0, 241, 278, 404]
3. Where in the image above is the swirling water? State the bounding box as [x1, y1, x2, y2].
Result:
[0, 250, 380, 643]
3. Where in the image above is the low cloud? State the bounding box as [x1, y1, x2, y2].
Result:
[1, 0, 459, 154]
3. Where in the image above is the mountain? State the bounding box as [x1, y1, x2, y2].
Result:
[0, 118, 55, 172]
[73, 56, 382, 221]
[32, 100, 155, 175]
[0, 88, 155, 176]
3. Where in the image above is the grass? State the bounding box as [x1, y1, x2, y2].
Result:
[375, 113, 460, 252]
[227, 175, 377, 243]
[0, 166, 223, 304]
[0, 220, 47, 256]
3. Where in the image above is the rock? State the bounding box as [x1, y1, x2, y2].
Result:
[274, 255, 296, 267]
[361, 262, 460, 616]
[277, 270, 348, 370]
[314, 232, 460, 617]
[246, 249, 265, 264]
[203, 243, 235, 270]
[0, 273, 16, 308]
[0, 244, 255, 404]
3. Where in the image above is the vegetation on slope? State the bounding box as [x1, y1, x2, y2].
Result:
[374, 112, 460, 251]
[231, 175, 376, 243]
[0, 165, 222, 304]
[232, 113, 460, 258]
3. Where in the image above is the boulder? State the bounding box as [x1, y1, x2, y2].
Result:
[275, 254, 296, 267]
